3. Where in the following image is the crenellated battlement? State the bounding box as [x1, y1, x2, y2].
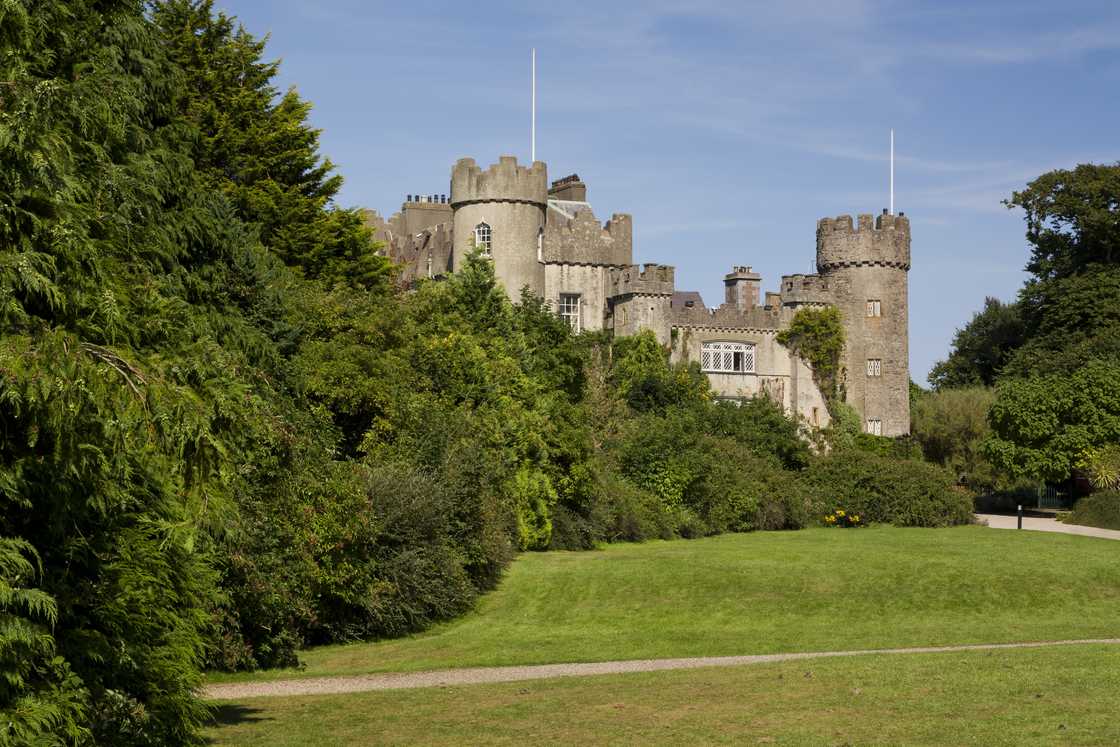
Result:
[779, 273, 832, 307]
[543, 204, 632, 265]
[671, 302, 782, 332]
[816, 210, 911, 271]
[370, 151, 911, 436]
[610, 263, 675, 296]
[450, 156, 548, 207]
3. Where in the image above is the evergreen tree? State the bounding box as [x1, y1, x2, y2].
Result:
[0, 0, 337, 740]
[153, 0, 390, 289]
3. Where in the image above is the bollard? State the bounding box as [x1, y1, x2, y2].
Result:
[1017, 505, 1023, 530]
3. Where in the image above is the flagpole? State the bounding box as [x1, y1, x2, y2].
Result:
[889, 128, 894, 215]
[531, 48, 536, 162]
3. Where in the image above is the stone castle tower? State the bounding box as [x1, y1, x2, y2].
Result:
[816, 212, 911, 437]
[365, 155, 912, 436]
[450, 156, 547, 297]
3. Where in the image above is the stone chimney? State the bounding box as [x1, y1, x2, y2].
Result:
[724, 266, 762, 310]
[548, 173, 587, 202]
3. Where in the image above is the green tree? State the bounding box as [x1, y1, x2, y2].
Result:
[1003, 268, 1120, 377]
[985, 360, 1120, 482]
[911, 386, 1002, 490]
[928, 297, 1025, 389]
[947, 163, 1120, 486]
[1006, 162, 1120, 281]
[0, 539, 88, 745]
[612, 331, 710, 413]
[153, 0, 389, 289]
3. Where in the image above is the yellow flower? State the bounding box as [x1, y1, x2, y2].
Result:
[853, 515, 861, 523]
[825, 515, 836, 523]
[836, 509, 845, 517]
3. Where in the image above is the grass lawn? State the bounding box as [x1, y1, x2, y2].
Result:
[204, 643, 1120, 745]
[209, 526, 1120, 682]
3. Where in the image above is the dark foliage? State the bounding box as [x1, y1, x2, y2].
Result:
[928, 297, 1025, 389]
[1064, 491, 1120, 531]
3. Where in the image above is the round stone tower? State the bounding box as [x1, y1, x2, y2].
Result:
[450, 156, 548, 299]
[816, 211, 911, 436]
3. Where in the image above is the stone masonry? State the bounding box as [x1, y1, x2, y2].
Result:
[364, 156, 911, 435]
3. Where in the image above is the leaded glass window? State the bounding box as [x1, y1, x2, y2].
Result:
[701, 341, 755, 373]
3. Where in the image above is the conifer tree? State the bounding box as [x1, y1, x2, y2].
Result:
[0, 0, 324, 741]
[153, 0, 390, 289]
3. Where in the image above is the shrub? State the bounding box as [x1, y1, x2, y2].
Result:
[509, 465, 558, 550]
[804, 451, 973, 527]
[707, 396, 810, 469]
[1064, 491, 1120, 531]
[549, 462, 675, 548]
[690, 439, 811, 533]
[911, 386, 1003, 490]
[611, 331, 710, 414]
[610, 408, 815, 537]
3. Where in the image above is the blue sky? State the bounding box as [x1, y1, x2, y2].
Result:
[216, 0, 1119, 383]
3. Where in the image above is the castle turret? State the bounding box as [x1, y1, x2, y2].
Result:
[609, 263, 675, 344]
[450, 156, 548, 299]
[816, 211, 911, 436]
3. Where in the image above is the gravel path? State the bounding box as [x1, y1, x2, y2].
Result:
[203, 638, 1120, 701]
[977, 513, 1120, 540]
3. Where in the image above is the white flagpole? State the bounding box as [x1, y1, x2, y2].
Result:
[889, 128, 894, 215]
[531, 48, 537, 162]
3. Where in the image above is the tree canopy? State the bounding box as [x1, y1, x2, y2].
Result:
[1007, 162, 1120, 281]
[928, 297, 1024, 389]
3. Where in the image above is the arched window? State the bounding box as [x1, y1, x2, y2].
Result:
[474, 222, 492, 256]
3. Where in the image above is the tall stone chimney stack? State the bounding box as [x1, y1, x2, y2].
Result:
[723, 266, 762, 310]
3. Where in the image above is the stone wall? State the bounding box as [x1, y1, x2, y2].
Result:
[670, 320, 831, 428]
[542, 263, 613, 333]
[816, 212, 911, 436]
[362, 209, 453, 285]
[609, 264, 674, 344]
[450, 156, 547, 299]
[777, 273, 832, 308]
[543, 202, 632, 266]
[400, 196, 452, 237]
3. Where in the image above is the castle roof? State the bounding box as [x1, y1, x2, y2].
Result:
[547, 199, 594, 220]
[671, 290, 706, 309]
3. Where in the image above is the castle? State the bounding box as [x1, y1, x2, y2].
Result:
[364, 156, 911, 436]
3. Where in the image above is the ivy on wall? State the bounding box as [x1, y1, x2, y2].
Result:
[776, 307, 846, 409]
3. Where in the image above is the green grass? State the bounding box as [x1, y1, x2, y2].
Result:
[209, 526, 1120, 682]
[204, 643, 1120, 745]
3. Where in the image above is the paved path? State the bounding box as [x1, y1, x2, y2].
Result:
[977, 513, 1120, 540]
[203, 638, 1120, 701]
